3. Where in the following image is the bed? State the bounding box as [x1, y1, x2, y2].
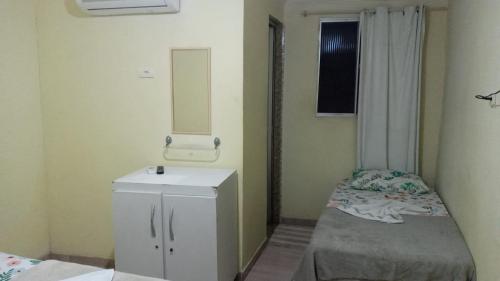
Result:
[0, 252, 165, 281]
[293, 170, 476, 281]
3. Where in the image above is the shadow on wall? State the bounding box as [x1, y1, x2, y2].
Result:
[64, 0, 88, 17]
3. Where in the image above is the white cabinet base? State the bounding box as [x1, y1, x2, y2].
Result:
[112, 167, 238, 281]
[163, 195, 217, 281]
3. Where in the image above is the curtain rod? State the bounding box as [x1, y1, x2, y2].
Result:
[302, 6, 447, 17]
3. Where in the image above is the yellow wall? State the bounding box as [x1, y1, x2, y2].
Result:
[242, 0, 284, 269]
[420, 10, 448, 188]
[436, 0, 500, 279]
[36, 0, 245, 263]
[0, 0, 50, 258]
[282, 0, 448, 220]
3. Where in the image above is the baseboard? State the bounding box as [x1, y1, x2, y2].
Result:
[281, 217, 318, 227]
[236, 237, 269, 281]
[45, 245, 272, 281]
[45, 252, 250, 281]
[44, 253, 115, 269]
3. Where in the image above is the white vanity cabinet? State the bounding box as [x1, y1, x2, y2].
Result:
[112, 167, 238, 281]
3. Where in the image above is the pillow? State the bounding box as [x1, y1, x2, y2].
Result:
[348, 169, 430, 194]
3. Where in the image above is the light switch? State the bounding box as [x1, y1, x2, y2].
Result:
[137, 67, 155, 78]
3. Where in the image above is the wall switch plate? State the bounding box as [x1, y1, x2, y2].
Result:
[137, 67, 155, 78]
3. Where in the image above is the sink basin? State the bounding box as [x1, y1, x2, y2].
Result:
[114, 166, 237, 187]
[120, 173, 187, 185]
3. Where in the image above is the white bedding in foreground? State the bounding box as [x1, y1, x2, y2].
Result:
[60, 269, 114, 281]
[0, 252, 40, 281]
[327, 182, 449, 223]
[13, 260, 167, 281]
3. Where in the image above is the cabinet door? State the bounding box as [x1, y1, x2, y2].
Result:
[112, 191, 164, 278]
[163, 194, 218, 281]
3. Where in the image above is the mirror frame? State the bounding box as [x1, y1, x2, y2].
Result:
[170, 48, 212, 135]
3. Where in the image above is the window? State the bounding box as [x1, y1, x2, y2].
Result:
[316, 18, 360, 116]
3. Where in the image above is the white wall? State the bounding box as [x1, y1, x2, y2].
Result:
[34, 0, 287, 270]
[243, 0, 284, 268]
[437, 0, 500, 279]
[282, 0, 448, 220]
[420, 10, 448, 187]
[36, 0, 245, 263]
[0, 0, 50, 258]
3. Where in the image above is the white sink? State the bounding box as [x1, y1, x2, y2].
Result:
[114, 166, 237, 187]
[119, 173, 187, 185]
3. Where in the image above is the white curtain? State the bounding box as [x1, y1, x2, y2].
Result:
[357, 6, 425, 174]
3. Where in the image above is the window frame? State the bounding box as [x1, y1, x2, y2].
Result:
[316, 15, 361, 117]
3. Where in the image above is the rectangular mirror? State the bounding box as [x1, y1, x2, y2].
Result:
[171, 48, 211, 135]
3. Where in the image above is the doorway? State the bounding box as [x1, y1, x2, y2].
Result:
[267, 16, 284, 236]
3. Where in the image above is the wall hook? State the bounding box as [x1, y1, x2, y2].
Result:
[475, 89, 500, 108]
[165, 136, 173, 147]
[214, 137, 221, 149]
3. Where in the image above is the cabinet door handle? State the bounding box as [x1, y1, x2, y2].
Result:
[169, 208, 175, 241]
[150, 205, 156, 238]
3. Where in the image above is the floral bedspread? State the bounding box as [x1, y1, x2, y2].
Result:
[0, 253, 40, 281]
[327, 181, 449, 223]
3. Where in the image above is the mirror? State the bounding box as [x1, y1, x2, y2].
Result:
[171, 48, 211, 135]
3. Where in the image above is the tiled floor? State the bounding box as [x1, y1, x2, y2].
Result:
[47, 224, 315, 281]
[245, 224, 314, 281]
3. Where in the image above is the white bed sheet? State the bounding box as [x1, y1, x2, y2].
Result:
[327, 181, 449, 223]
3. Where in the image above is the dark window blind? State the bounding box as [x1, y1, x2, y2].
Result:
[317, 21, 359, 114]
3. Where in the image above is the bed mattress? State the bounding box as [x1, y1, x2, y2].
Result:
[293, 193, 476, 281]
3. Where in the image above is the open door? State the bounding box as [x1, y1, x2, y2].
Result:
[267, 16, 284, 236]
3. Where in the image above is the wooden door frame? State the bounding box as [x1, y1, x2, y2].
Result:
[267, 16, 284, 236]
